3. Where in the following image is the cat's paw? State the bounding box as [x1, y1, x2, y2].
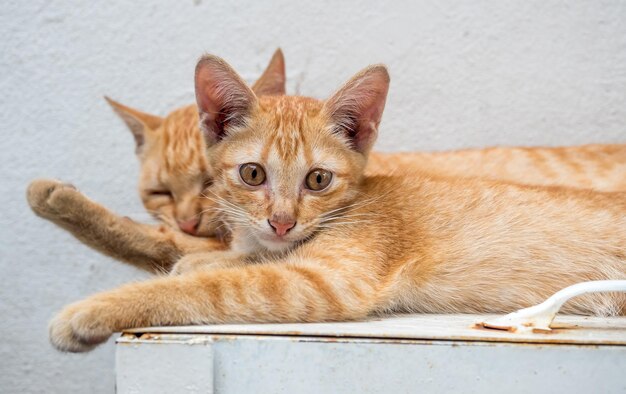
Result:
[49, 301, 113, 353]
[27, 179, 79, 218]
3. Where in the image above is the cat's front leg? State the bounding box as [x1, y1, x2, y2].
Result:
[49, 255, 381, 352]
[27, 179, 225, 272]
[49, 274, 199, 352]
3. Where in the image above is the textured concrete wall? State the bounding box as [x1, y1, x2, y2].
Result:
[1, 1, 625, 392]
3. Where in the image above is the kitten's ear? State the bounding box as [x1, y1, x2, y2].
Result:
[195, 55, 257, 144]
[251, 48, 286, 96]
[324, 65, 390, 154]
[105, 96, 163, 152]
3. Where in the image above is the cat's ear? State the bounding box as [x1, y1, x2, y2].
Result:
[195, 55, 257, 144]
[105, 96, 163, 153]
[251, 48, 286, 96]
[324, 65, 390, 154]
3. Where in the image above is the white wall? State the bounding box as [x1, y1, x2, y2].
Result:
[1, 1, 625, 392]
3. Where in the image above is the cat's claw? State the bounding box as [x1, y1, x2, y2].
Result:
[27, 179, 78, 218]
[49, 302, 113, 353]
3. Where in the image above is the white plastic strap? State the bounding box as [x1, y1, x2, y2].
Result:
[478, 280, 626, 333]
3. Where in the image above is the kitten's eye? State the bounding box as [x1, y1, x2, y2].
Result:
[305, 169, 332, 191]
[239, 163, 266, 186]
[149, 190, 172, 197]
[203, 178, 214, 189]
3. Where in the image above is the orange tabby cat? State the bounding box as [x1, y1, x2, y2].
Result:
[48, 55, 625, 353]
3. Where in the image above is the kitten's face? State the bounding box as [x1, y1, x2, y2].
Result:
[136, 105, 220, 237]
[196, 56, 389, 252]
[209, 96, 366, 251]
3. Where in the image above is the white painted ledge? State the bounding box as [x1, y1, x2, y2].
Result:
[116, 314, 626, 393]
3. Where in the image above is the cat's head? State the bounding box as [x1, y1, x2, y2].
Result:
[195, 55, 389, 252]
[106, 49, 286, 237]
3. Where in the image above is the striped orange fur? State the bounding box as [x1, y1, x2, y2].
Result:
[368, 144, 626, 191]
[47, 55, 625, 353]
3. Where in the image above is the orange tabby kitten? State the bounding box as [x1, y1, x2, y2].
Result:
[48, 55, 625, 353]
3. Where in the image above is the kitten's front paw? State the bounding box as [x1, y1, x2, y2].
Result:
[49, 301, 114, 353]
[27, 179, 78, 218]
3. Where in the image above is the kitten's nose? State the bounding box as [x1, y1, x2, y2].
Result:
[268, 218, 296, 237]
[178, 218, 199, 235]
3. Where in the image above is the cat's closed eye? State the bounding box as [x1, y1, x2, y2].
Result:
[203, 177, 214, 189]
[305, 169, 332, 191]
[239, 163, 266, 186]
[148, 190, 172, 198]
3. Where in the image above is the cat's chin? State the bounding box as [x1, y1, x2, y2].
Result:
[256, 236, 299, 253]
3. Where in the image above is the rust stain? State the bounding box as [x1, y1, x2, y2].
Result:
[139, 333, 162, 340]
[472, 322, 517, 333]
[549, 322, 579, 329]
[473, 321, 581, 334]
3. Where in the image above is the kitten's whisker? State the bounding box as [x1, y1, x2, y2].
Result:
[320, 212, 380, 222]
[316, 220, 374, 229]
[321, 194, 385, 218]
[201, 193, 249, 218]
[203, 200, 251, 225]
[202, 190, 246, 212]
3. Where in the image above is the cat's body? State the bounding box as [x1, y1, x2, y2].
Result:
[370, 144, 626, 191]
[47, 56, 626, 353]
